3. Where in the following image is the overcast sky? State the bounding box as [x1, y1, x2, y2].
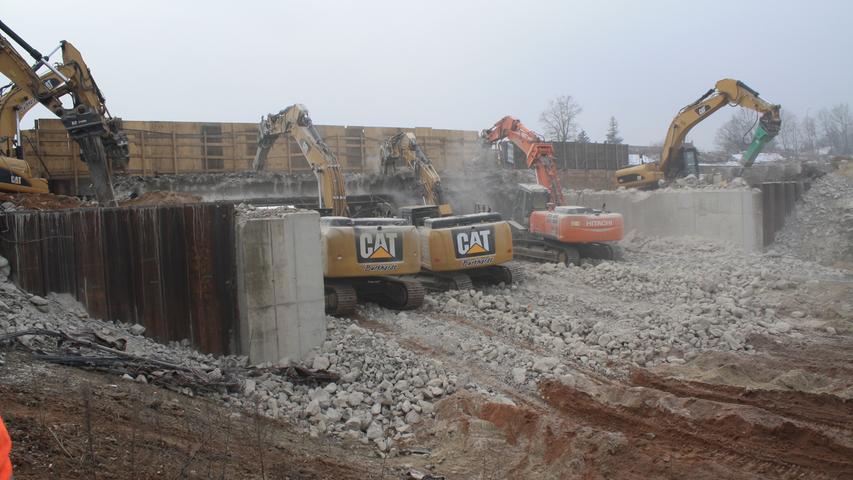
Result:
[3, 0, 852, 150]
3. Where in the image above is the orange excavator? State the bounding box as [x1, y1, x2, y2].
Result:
[481, 116, 624, 264]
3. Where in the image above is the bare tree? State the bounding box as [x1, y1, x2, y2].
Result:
[801, 113, 818, 154]
[818, 103, 852, 154]
[776, 109, 803, 156]
[604, 116, 623, 144]
[539, 95, 582, 142]
[715, 109, 759, 153]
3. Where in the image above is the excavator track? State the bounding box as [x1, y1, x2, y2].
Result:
[443, 272, 474, 291]
[556, 246, 581, 266]
[466, 262, 524, 286]
[500, 262, 525, 284]
[355, 277, 425, 310]
[388, 278, 426, 310]
[418, 271, 474, 292]
[325, 283, 358, 316]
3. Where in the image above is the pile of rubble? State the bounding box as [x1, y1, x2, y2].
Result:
[773, 170, 853, 267]
[356, 232, 847, 392]
[0, 254, 452, 456]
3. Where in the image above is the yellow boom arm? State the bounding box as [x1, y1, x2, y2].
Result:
[380, 132, 451, 215]
[252, 104, 348, 216]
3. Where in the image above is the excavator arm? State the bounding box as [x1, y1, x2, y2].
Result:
[481, 116, 564, 205]
[660, 78, 780, 175]
[252, 104, 348, 216]
[616, 79, 780, 189]
[0, 21, 128, 204]
[380, 131, 451, 215]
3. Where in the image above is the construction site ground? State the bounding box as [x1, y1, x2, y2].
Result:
[1, 171, 852, 479]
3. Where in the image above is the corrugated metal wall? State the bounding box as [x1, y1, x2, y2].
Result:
[509, 141, 629, 170]
[0, 204, 237, 354]
[760, 181, 807, 246]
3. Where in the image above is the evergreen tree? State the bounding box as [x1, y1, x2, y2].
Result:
[604, 116, 623, 144]
[576, 129, 591, 143]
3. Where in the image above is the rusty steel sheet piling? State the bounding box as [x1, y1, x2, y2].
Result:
[759, 180, 806, 247]
[0, 203, 237, 355]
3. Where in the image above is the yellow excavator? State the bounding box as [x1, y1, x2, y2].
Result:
[615, 79, 781, 189]
[380, 131, 452, 215]
[0, 20, 128, 204]
[252, 104, 424, 315]
[399, 205, 519, 290]
[379, 131, 520, 290]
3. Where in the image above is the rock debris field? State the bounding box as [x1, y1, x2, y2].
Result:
[1, 170, 852, 479]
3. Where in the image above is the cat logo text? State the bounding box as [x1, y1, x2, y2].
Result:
[355, 228, 403, 264]
[453, 226, 496, 259]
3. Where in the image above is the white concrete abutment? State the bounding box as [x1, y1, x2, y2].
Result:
[235, 211, 326, 364]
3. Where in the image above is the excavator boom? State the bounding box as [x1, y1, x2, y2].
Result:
[481, 116, 564, 205]
[380, 131, 451, 215]
[252, 104, 348, 216]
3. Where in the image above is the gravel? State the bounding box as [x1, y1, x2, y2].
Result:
[0, 258, 454, 456]
[773, 171, 853, 267]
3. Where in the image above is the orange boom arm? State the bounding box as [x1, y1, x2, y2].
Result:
[481, 116, 564, 206]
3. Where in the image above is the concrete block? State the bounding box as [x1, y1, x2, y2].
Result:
[236, 211, 326, 364]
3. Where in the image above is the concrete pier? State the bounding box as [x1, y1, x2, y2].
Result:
[235, 210, 326, 364]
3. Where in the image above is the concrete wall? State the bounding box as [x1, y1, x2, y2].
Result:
[235, 211, 326, 364]
[575, 189, 764, 252]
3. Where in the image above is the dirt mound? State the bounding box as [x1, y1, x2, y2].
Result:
[119, 191, 202, 207]
[0, 352, 381, 480]
[0, 192, 84, 211]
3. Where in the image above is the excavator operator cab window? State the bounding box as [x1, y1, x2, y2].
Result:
[531, 191, 549, 211]
[683, 147, 699, 176]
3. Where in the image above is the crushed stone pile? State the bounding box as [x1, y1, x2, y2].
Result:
[773, 171, 853, 268]
[0, 256, 451, 456]
[358, 233, 847, 389]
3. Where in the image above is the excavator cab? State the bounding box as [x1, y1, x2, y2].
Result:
[514, 184, 550, 225]
[681, 144, 700, 177]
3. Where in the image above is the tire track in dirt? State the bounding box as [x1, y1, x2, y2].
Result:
[631, 369, 853, 433]
[540, 379, 853, 479]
